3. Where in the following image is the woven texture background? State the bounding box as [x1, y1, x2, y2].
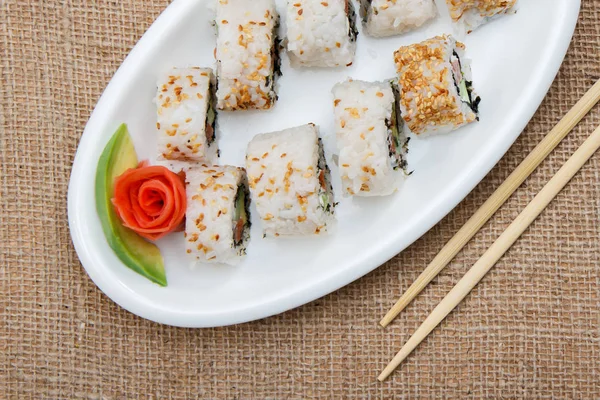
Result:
[2, 1, 600, 398]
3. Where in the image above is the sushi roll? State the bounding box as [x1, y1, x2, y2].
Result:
[332, 79, 406, 196]
[359, 0, 437, 37]
[393, 34, 480, 136]
[246, 124, 335, 236]
[185, 165, 251, 265]
[156, 67, 218, 163]
[445, 0, 518, 33]
[286, 0, 359, 67]
[215, 0, 280, 111]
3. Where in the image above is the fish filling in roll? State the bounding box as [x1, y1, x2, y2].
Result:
[233, 184, 251, 248]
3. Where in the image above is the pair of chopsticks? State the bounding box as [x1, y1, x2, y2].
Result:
[378, 79, 600, 381]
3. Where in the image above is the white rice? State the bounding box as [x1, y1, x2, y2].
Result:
[156, 67, 217, 163]
[246, 124, 335, 236]
[185, 165, 250, 265]
[286, 0, 358, 68]
[360, 0, 437, 37]
[445, 0, 518, 34]
[394, 34, 479, 136]
[215, 0, 279, 110]
[332, 79, 404, 196]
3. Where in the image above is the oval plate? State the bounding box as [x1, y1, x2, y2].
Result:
[68, 0, 580, 327]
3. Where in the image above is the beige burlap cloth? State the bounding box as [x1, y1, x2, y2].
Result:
[2, 1, 600, 398]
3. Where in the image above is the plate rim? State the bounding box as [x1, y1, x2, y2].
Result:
[68, 0, 581, 327]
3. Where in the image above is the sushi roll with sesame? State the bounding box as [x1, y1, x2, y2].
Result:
[286, 0, 358, 68]
[445, 0, 518, 34]
[246, 124, 335, 236]
[394, 35, 480, 136]
[359, 0, 437, 37]
[332, 79, 406, 196]
[185, 165, 251, 265]
[215, 0, 280, 111]
[156, 67, 218, 163]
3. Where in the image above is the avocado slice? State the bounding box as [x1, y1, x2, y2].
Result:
[95, 124, 167, 286]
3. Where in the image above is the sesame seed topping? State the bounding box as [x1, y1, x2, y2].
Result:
[394, 35, 471, 134]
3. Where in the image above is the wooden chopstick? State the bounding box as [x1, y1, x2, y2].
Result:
[379, 123, 600, 381]
[380, 79, 600, 328]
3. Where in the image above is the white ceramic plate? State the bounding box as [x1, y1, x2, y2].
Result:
[68, 0, 580, 327]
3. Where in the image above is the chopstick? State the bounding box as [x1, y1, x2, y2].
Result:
[380, 79, 600, 328]
[379, 123, 600, 381]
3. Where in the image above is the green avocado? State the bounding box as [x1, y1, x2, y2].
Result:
[95, 124, 167, 286]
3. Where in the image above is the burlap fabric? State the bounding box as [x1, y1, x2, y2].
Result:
[2, 1, 599, 398]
